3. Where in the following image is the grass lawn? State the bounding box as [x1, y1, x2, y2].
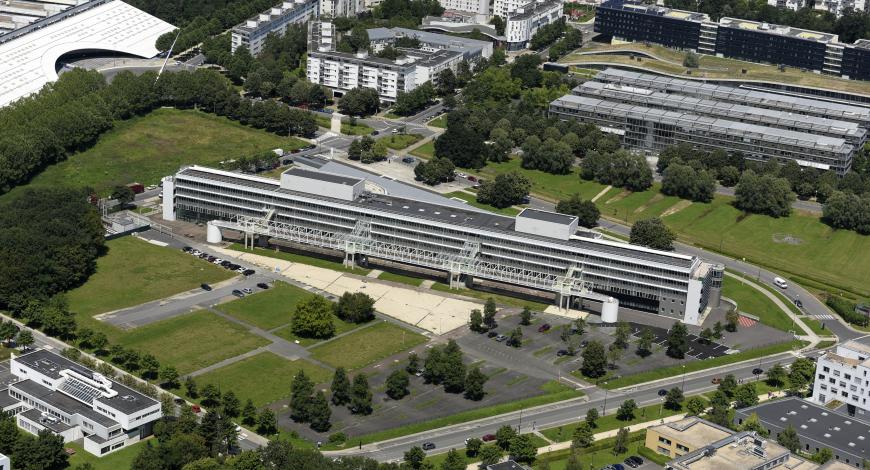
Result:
[66, 439, 146, 470]
[410, 141, 435, 159]
[119, 310, 269, 375]
[600, 340, 806, 390]
[427, 115, 447, 128]
[471, 158, 609, 203]
[430, 282, 551, 310]
[196, 352, 332, 406]
[227, 243, 370, 275]
[309, 321, 427, 370]
[801, 317, 834, 336]
[315, 116, 373, 135]
[325, 381, 583, 449]
[377, 271, 425, 287]
[541, 399, 700, 442]
[381, 134, 423, 150]
[444, 191, 521, 216]
[535, 436, 646, 470]
[272, 316, 367, 346]
[66, 237, 233, 337]
[219, 281, 311, 330]
[722, 276, 795, 332]
[16, 108, 304, 195]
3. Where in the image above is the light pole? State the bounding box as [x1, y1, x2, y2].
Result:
[602, 383, 609, 416]
[681, 364, 687, 392]
[659, 396, 664, 417]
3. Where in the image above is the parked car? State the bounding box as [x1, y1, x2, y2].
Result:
[625, 457, 643, 468]
[481, 434, 496, 442]
[658, 389, 668, 396]
[794, 298, 803, 308]
[612, 464, 625, 470]
[520, 195, 531, 204]
[537, 323, 551, 333]
[467, 175, 477, 182]
[242, 288, 253, 295]
[421, 442, 435, 451]
[200, 283, 212, 291]
[711, 377, 722, 384]
[401, 156, 415, 164]
[371, 130, 379, 135]
[243, 269, 255, 276]
[556, 349, 569, 357]
[231, 290, 245, 298]
[494, 334, 507, 342]
[487, 331, 498, 338]
[257, 283, 269, 289]
[752, 368, 764, 375]
[182, 246, 192, 252]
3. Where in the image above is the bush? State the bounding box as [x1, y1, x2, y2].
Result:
[328, 432, 347, 444]
[826, 295, 868, 327]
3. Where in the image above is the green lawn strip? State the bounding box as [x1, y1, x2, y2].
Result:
[600, 341, 806, 390]
[800, 317, 833, 336]
[324, 381, 583, 449]
[534, 346, 555, 357]
[227, 243, 370, 274]
[381, 134, 423, 150]
[195, 352, 332, 407]
[536, 435, 647, 470]
[427, 115, 447, 128]
[309, 321, 427, 370]
[219, 281, 312, 330]
[410, 141, 435, 159]
[430, 282, 550, 310]
[272, 317, 368, 347]
[14, 108, 303, 196]
[377, 271, 425, 287]
[444, 191, 521, 216]
[66, 439, 147, 470]
[721, 276, 795, 332]
[816, 340, 837, 349]
[314, 116, 373, 135]
[67, 237, 234, 339]
[469, 159, 609, 202]
[118, 310, 269, 375]
[424, 432, 548, 468]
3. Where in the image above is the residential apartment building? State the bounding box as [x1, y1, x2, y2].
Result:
[593, 0, 870, 81]
[163, 164, 725, 323]
[812, 340, 870, 417]
[319, 0, 361, 18]
[766, 0, 807, 11]
[5, 349, 161, 457]
[307, 21, 489, 102]
[438, 0, 490, 16]
[503, 0, 564, 50]
[231, 0, 319, 55]
[814, 0, 868, 18]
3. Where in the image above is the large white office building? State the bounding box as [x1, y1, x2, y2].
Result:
[162, 164, 724, 324]
[503, 0, 564, 50]
[3, 350, 161, 457]
[812, 340, 870, 418]
[231, 0, 319, 55]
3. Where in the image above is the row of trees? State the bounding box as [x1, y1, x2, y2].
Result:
[348, 135, 389, 163]
[420, 340, 489, 400]
[580, 149, 653, 192]
[338, 87, 382, 117]
[476, 172, 531, 209]
[291, 292, 375, 340]
[529, 18, 568, 51]
[413, 157, 455, 185]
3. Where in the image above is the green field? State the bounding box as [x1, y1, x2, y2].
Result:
[227, 243, 370, 274]
[66, 237, 233, 337]
[309, 321, 427, 370]
[381, 134, 423, 150]
[801, 316, 834, 336]
[410, 141, 435, 159]
[540, 399, 695, 442]
[196, 352, 332, 406]
[377, 271, 425, 287]
[445, 191, 521, 216]
[427, 115, 447, 128]
[119, 310, 269, 375]
[219, 281, 311, 330]
[315, 116, 373, 135]
[272, 316, 367, 346]
[471, 158, 609, 203]
[722, 276, 794, 332]
[16, 108, 303, 195]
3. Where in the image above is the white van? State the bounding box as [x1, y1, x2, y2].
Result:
[773, 277, 788, 289]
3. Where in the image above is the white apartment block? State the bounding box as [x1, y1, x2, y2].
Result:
[3, 349, 161, 457]
[439, 0, 490, 16]
[320, 0, 362, 18]
[231, 0, 319, 55]
[813, 340, 870, 418]
[766, 0, 807, 11]
[814, 0, 868, 17]
[504, 0, 565, 50]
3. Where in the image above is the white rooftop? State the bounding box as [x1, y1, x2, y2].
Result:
[0, 0, 175, 107]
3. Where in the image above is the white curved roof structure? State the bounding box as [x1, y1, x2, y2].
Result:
[0, 0, 175, 107]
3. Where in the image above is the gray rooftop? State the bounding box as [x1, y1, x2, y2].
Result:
[283, 167, 362, 186]
[601, 0, 709, 23]
[20, 408, 74, 433]
[718, 17, 837, 43]
[508, 0, 562, 21]
[366, 26, 491, 53]
[11, 379, 118, 427]
[518, 208, 577, 225]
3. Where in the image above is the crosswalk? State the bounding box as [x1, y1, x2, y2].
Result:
[810, 314, 835, 320]
[738, 315, 757, 328]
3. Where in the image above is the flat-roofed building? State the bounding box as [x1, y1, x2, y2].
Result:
[812, 339, 870, 417]
[646, 417, 733, 459]
[231, 0, 319, 55]
[667, 431, 816, 470]
[503, 0, 564, 50]
[163, 164, 725, 324]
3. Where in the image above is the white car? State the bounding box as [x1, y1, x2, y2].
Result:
[146, 185, 158, 191]
[773, 277, 788, 289]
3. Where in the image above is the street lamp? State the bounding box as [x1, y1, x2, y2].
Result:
[659, 396, 664, 417]
[681, 364, 687, 392]
[602, 383, 608, 416]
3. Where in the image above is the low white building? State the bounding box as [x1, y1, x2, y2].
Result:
[814, 0, 868, 17]
[504, 0, 565, 50]
[231, 0, 319, 55]
[5, 350, 161, 457]
[812, 340, 870, 418]
[766, 0, 807, 11]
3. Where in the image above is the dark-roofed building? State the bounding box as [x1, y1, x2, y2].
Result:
[734, 397, 869, 467]
[164, 164, 725, 324]
[8, 349, 161, 457]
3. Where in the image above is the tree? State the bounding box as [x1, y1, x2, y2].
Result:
[334, 292, 375, 323]
[507, 327, 523, 348]
[465, 437, 483, 457]
[630, 218, 676, 251]
[726, 309, 740, 332]
[607, 345, 623, 369]
[777, 425, 801, 453]
[426, 449, 460, 470]
[434, 111, 487, 168]
[386, 370, 410, 400]
[241, 399, 257, 426]
[713, 321, 723, 339]
[257, 408, 277, 435]
[160, 366, 179, 389]
[661, 164, 715, 202]
[509, 434, 538, 464]
[708, 390, 732, 426]
[477, 171, 531, 209]
[718, 166, 741, 187]
[686, 396, 706, 416]
[331, 367, 351, 406]
[350, 374, 372, 415]
[309, 391, 332, 432]
[585, 408, 599, 428]
[556, 194, 600, 228]
[290, 369, 314, 422]
[613, 427, 629, 454]
[581, 340, 607, 378]
[822, 190, 870, 235]
[719, 374, 738, 398]
[666, 322, 689, 359]
[185, 376, 198, 398]
[811, 448, 833, 464]
[766, 363, 787, 388]
[111, 185, 136, 205]
[407, 352, 420, 374]
[464, 366, 488, 401]
[734, 383, 759, 408]
[222, 390, 240, 417]
[636, 328, 654, 357]
[201, 383, 221, 408]
[741, 413, 769, 437]
[616, 399, 637, 421]
[614, 321, 631, 349]
[520, 307, 532, 326]
[478, 444, 503, 466]
[571, 421, 594, 448]
[665, 387, 684, 410]
[414, 157, 456, 186]
[495, 425, 517, 450]
[292, 295, 336, 339]
[338, 87, 380, 116]
[581, 149, 652, 191]
[17, 329, 34, 350]
[469, 309, 484, 333]
[699, 328, 714, 344]
[140, 354, 160, 380]
[483, 298, 497, 329]
[404, 446, 426, 470]
[734, 170, 795, 218]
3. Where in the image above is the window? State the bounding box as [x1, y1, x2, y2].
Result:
[658, 437, 672, 445]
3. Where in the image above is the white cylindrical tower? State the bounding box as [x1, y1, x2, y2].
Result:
[601, 297, 619, 323]
[206, 222, 223, 244]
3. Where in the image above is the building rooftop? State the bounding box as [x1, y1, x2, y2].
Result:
[650, 417, 733, 449]
[517, 208, 578, 225]
[669, 430, 807, 470]
[11, 379, 118, 427]
[734, 397, 870, 460]
[233, 0, 315, 35]
[600, 0, 710, 23]
[508, 0, 562, 21]
[283, 167, 362, 186]
[0, 389, 18, 409]
[719, 17, 838, 43]
[366, 26, 491, 53]
[486, 461, 529, 470]
[19, 408, 74, 433]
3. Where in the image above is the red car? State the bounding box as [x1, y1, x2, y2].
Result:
[467, 175, 477, 182]
[537, 323, 551, 333]
[191, 404, 202, 413]
[482, 434, 496, 442]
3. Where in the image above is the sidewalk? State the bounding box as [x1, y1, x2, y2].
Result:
[723, 272, 818, 344]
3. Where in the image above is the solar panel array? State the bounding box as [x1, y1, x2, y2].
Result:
[59, 376, 103, 404]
